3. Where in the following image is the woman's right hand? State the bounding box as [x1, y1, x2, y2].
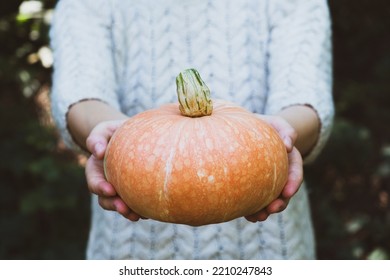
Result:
[85, 119, 144, 221]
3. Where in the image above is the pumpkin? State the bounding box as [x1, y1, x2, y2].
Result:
[104, 69, 288, 226]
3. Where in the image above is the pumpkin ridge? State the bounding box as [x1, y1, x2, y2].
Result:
[162, 147, 175, 198]
[272, 162, 277, 194]
[161, 119, 187, 208]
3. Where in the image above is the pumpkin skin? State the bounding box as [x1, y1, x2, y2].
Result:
[104, 100, 288, 226]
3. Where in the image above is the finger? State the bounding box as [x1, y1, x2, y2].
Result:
[98, 196, 130, 215]
[245, 214, 257, 223]
[98, 196, 118, 212]
[265, 198, 288, 214]
[125, 212, 143, 222]
[271, 119, 297, 152]
[245, 210, 269, 222]
[282, 147, 303, 199]
[123, 211, 148, 222]
[255, 115, 297, 152]
[85, 127, 109, 159]
[113, 198, 133, 217]
[85, 155, 117, 197]
[98, 196, 143, 222]
[86, 120, 126, 159]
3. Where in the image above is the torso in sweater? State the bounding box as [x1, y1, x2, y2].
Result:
[50, 0, 333, 259]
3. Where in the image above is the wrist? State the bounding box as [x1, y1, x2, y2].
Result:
[67, 99, 128, 150]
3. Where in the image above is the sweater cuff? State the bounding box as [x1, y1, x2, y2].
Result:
[265, 94, 334, 165]
[52, 94, 121, 154]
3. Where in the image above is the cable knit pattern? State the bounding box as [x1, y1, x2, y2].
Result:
[50, 0, 333, 259]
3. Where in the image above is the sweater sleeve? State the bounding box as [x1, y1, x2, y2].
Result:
[264, 0, 334, 164]
[50, 0, 120, 151]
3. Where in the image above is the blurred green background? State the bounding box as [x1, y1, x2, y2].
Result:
[0, 0, 389, 260]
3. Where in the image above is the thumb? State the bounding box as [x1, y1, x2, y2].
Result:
[86, 120, 127, 159]
[255, 114, 297, 153]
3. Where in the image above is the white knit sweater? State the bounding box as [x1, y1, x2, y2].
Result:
[50, 0, 334, 259]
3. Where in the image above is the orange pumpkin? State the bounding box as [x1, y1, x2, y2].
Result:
[104, 69, 288, 226]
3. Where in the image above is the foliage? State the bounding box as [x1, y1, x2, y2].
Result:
[0, 0, 90, 259]
[0, 0, 389, 259]
[305, 0, 390, 259]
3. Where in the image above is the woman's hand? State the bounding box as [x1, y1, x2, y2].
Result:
[245, 114, 304, 222]
[85, 119, 144, 221]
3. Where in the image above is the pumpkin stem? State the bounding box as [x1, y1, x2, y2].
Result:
[176, 69, 213, 117]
